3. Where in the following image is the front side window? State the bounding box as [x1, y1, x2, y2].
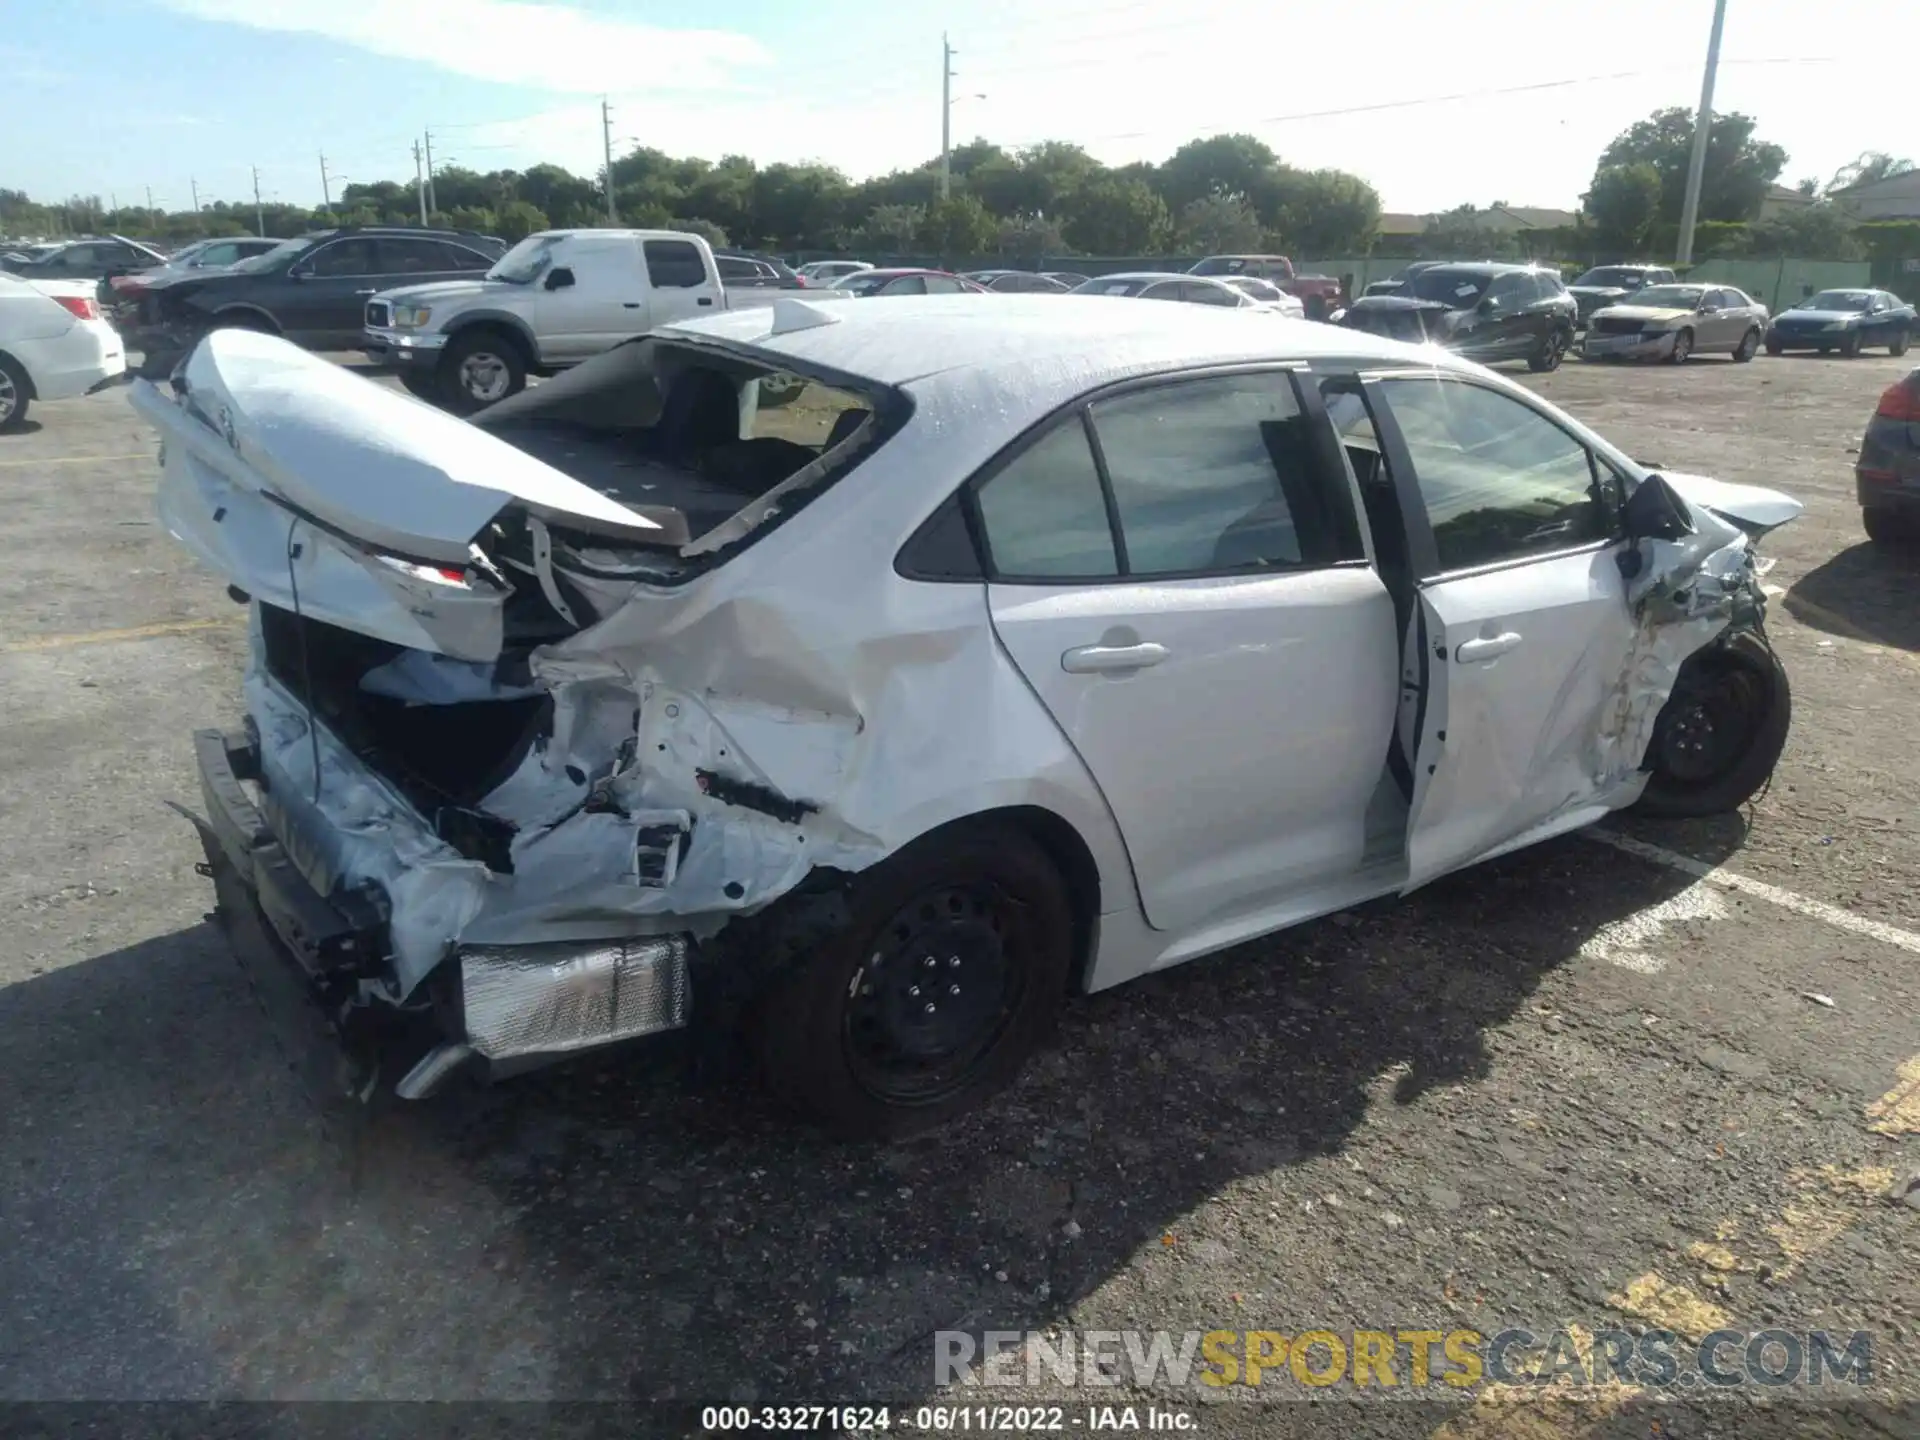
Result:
[644, 239, 707, 288]
[975, 419, 1119, 578]
[1140, 282, 1184, 302]
[1089, 373, 1354, 575]
[923, 275, 965, 294]
[308, 238, 379, 276]
[1183, 282, 1239, 307]
[198, 242, 241, 266]
[884, 275, 928, 295]
[1375, 378, 1608, 573]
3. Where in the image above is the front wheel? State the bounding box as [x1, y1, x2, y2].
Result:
[1733, 327, 1760, 363]
[755, 822, 1075, 1140]
[1635, 630, 1790, 818]
[438, 330, 527, 414]
[1840, 331, 1863, 357]
[1528, 328, 1569, 373]
[1668, 328, 1694, 365]
[1764, 337, 1783, 356]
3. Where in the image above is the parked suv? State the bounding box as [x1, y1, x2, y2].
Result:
[3, 234, 168, 283]
[131, 226, 504, 370]
[1567, 264, 1676, 325]
[715, 252, 807, 289]
[1335, 263, 1578, 371]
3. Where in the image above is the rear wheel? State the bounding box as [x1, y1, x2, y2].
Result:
[1528, 327, 1569, 372]
[438, 329, 527, 414]
[1668, 328, 1694, 365]
[0, 353, 30, 432]
[1863, 506, 1914, 546]
[1891, 330, 1911, 357]
[1733, 327, 1760, 363]
[1635, 630, 1791, 818]
[756, 822, 1075, 1139]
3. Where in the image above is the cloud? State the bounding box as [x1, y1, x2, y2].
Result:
[153, 0, 771, 93]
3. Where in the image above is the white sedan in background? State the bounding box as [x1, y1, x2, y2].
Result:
[796, 259, 873, 285]
[1221, 274, 1307, 318]
[0, 273, 127, 431]
[143, 298, 1797, 1139]
[1069, 271, 1280, 313]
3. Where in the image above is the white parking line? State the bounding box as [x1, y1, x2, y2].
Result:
[1586, 829, 1920, 956]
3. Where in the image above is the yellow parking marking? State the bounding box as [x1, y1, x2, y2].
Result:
[1605, 1273, 1729, 1339]
[1, 617, 237, 653]
[0, 452, 152, 468]
[1866, 1055, 1920, 1135]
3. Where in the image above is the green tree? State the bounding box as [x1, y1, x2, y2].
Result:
[1749, 204, 1863, 260]
[1828, 151, 1914, 194]
[1157, 134, 1280, 212]
[1595, 107, 1787, 223]
[1262, 167, 1381, 255]
[685, 155, 756, 240]
[916, 193, 997, 258]
[750, 163, 852, 249]
[494, 200, 549, 242]
[671, 216, 730, 249]
[1175, 194, 1262, 252]
[997, 211, 1065, 261]
[446, 205, 497, 235]
[1062, 176, 1168, 254]
[853, 203, 924, 253]
[1582, 163, 1662, 256]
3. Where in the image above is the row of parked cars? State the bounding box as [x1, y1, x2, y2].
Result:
[1334, 258, 1916, 371]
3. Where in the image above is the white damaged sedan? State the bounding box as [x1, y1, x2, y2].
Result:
[140, 297, 1800, 1137]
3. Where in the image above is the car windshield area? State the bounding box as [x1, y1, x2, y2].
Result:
[489, 235, 561, 284]
[1574, 267, 1651, 288]
[1802, 290, 1871, 311]
[1405, 268, 1496, 307]
[1628, 285, 1707, 309]
[233, 237, 313, 273]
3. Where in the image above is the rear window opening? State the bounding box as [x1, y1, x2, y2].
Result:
[469, 337, 898, 579]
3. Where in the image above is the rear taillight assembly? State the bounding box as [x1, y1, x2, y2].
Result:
[53, 295, 100, 321]
[1875, 379, 1920, 423]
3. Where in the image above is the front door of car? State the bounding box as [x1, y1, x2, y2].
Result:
[1461, 274, 1530, 361]
[1362, 372, 1634, 890]
[535, 238, 636, 362]
[281, 237, 384, 347]
[979, 368, 1400, 934]
[1696, 289, 1737, 349]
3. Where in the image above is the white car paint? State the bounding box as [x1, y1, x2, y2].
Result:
[143, 295, 1799, 1094]
[0, 273, 126, 424]
[797, 260, 872, 284]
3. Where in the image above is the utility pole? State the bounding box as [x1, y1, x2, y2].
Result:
[413, 140, 428, 225]
[1675, 0, 1729, 267]
[319, 152, 333, 210]
[940, 34, 955, 202]
[145, 185, 154, 213]
[423, 130, 438, 217]
[190, 176, 200, 212]
[601, 97, 618, 223]
[251, 166, 265, 237]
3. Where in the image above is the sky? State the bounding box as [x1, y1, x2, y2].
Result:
[3, 0, 1913, 216]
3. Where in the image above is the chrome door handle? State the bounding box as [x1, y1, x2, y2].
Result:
[1061, 641, 1169, 674]
[1455, 632, 1522, 663]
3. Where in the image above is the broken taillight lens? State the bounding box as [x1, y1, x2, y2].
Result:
[53, 295, 100, 321]
[1876, 379, 1920, 423]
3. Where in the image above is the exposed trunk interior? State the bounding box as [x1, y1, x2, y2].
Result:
[260, 604, 549, 867]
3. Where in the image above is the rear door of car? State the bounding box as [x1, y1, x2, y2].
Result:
[979, 367, 1398, 934]
[1360, 370, 1635, 888]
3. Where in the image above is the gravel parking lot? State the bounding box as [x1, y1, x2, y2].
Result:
[1, 349, 1915, 1437]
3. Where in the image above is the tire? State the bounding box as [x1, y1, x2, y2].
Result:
[1635, 630, 1791, 819]
[1863, 506, 1913, 546]
[0, 353, 30, 433]
[1839, 331, 1862, 358]
[398, 372, 440, 402]
[1764, 338, 1783, 356]
[755, 821, 1075, 1140]
[1527, 327, 1569, 373]
[1668, 328, 1693, 365]
[1733, 327, 1760, 363]
[438, 328, 527, 414]
[1891, 330, 1911, 357]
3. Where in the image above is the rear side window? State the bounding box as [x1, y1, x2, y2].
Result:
[309, 238, 379, 276]
[1140, 282, 1184, 302]
[717, 256, 759, 280]
[645, 239, 707, 288]
[975, 420, 1120, 578]
[886, 275, 928, 295]
[1184, 283, 1238, 307]
[1090, 373, 1347, 574]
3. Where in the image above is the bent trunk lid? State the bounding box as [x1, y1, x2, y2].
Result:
[139, 329, 671, 659]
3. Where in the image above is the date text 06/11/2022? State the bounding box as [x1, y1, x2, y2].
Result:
[699, 1404, 1197, 1431]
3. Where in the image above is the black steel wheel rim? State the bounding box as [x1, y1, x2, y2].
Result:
[843, 883, 1025, 1106]
[1657, 666, 1764, 785]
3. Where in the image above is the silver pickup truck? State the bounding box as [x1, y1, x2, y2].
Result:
[362, 228, 848, 411]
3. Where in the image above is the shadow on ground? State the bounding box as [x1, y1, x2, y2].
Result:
[1785, 541, 1920, 652]
[1, 822, 1760, 1413]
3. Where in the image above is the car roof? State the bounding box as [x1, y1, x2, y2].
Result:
[1088, 271, 1200, 283]
[663, 294, 1453, 413]
[861, 268, 955, 278]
